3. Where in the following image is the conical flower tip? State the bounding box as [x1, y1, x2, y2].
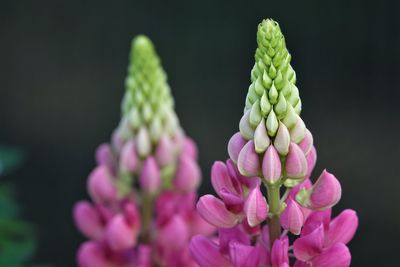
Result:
[119, 35, 181, 148]
[243, 19, 303, 138]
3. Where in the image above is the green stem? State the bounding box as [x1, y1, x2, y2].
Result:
[141, 193, 153, 244]
[266, 183, 281, 247]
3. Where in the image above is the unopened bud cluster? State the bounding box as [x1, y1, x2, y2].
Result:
[191, 19, 358, 267]
[73, 36, 214, 267]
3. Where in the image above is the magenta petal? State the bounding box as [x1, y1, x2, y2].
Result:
[237, 140, 261, 177]
[158, 215, 189, 250]
[293, 261, 309, 267]
[189, 235, 231, 267]
[285, 143, 307, 179]
[302, 209, 332, 236]
[309, 170, 342, 210]
[73, 201, 104, 240]
[228, 132, 247, 163]
[105, 214, 138, 251]
[280, 198, 304, 235]
[326, 209, 358, 246]
[229, 242, 261, 267]
[139, 156, 161, 194]
[244, 186, 268, 227]
[293, 224, 324, 262]
[219, 226, 250, 254]
[197, 195, 238, 228]
[77, 241, 110, 267]
[311, 243, 351, 267]
[137, 245, 152, 267]
[262, 145, 282, 183]
[211, 161, 238, 197]
[271, 236, 289, 267]
[219, 189, 244, 208]
[87, 165, 117, 203]
[174, 154, 201, 192]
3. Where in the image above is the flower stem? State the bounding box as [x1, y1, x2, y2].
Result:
[141, 193, 153, 244]
[266, 182, 281, 247]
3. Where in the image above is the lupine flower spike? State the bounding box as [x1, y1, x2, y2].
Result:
[190, 19, 358, 267]
[73, 35, 214, 267]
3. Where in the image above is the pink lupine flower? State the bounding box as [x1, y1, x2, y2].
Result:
[73, 35, 214, 267]
[190, 19, 358, 267]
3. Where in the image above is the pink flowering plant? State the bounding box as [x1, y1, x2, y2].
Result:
[73, 36, 214, 267]
[190, 19, 358, 267]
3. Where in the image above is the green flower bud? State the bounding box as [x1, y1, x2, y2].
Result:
[119, 35, 182, 151]
[243, 19, 305, 139]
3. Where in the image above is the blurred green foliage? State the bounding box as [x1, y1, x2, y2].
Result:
[0, 146, 36, 267]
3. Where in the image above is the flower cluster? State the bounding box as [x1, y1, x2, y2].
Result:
[190, 19, 358, 267]
[73, 36, 214, 267]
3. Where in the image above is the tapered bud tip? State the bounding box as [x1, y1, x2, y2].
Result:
[285, 143, 307, 179]
[309, 169, 342, 210]
[132, 35, 153, 51]
[244, 186, 268, 227]
[228, 132, 247, 163]
[262, 145, 281, 184]
[237, 140, 261, 177]
[139, 156, 161, 194]
[274, 122, 290, 156]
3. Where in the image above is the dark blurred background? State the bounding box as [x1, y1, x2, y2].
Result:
[0, 0, 399, 266]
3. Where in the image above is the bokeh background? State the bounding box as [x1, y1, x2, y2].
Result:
[1, 0, 399, 266]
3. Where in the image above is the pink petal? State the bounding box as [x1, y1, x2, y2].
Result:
[95, 143, 115, 171]
[285, 143, 307, 179]
[309, 170, 342, 210]
[302, 209, 332, 236]
[271, 236, 289, 267]
[197, 194, 238, 228]
[87, 165, 117, 203]
[119, 140, 138, 172]
[189, 235, 231, 267]
[262, 145, 282, 183]
[298, 129, 313, 156]
[158, 215, 189, 250]
[174, 154, 201, 192]
[77, 241, 110, 267]
[105, 214, 138, 251]
[280, 198, 304, 235]
[229, 242, 261, 267]
[182, 137, 198, 160]
[244, 186, 268, 227]
[139, 156, 161, 194]
[311, 243, 351, 267]
[293, 224, 324, 262]
[73, 201, 104, 240]
[155, 135, 175, 166]
[211, 161, 240, 197]
[228, 132, 247, 163]
[237, 140, 261, 177]
[326, 209, 358, 246]
[219, 226, 250, 254]
[305, 146, 317, 178]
